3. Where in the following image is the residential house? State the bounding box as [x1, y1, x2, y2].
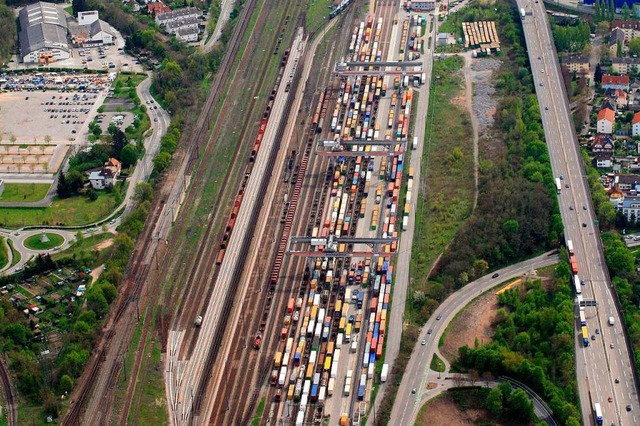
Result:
[601, 97, 617, 112]
[612, 57, 640, 74]
[610, 19, 640, 41]
[177, 26, 199, 42]
[155, 7, 199, 26]
[609, 28, 626, 57]
[597, 108, 616, 134]
[561, 55, 590, 74]
[591, 133, 615, 153]
[602, 74, 630, 91]
[165, 17, 199, 35]
[617, 195, 640, 222]
[615, 174, 640, 192]
[595, 152, 613, 168]
[633, 111, 640, 136]
[147, 0, 171, 17]
[612, 88, 628, 109]
[88, 157, 122, 190]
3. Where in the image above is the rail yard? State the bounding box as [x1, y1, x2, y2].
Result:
[60, 0, 433, 424]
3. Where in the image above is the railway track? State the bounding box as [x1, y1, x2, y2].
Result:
[0, 356, 17, 426]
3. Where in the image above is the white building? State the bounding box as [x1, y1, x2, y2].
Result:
[165, 17, 199, 35]
[19, 2, 70, 64]
[177, 26, 199, 42]
[155, 7, 199, 26]
[78, 10, 99, 25]
[597, 108, 615, 135]
[70, 11, 115, 46]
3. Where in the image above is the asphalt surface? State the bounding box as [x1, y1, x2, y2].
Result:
[0, 74, 169, 276]
[389, 251, 560, 425]
[518, 0, 640, 424]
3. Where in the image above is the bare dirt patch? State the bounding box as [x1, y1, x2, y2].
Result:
[416, 392, 492, 426]
[440, 290, 500, 363]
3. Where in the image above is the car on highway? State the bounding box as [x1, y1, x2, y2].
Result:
[492, 273, 499, 278]
[154, 118, 158, 122]
[436, 314, 442, 320]
[615, 378, 620, 383]
[608, 395, 613, 402]
[565, 183, 569, 188]
[627, 404, 632, 411]
[596, 328, 600, 334]
[610, 343, 615, 348]
[427, 329, 433, 334]
[421, 339, 426, 345]
[582, 223, 587, 228]
[539, 82, 543, 86]
[592, 335, 596, 341]
[583, 205, 587, 210]
[560, 175, 564, 180]
[411, 388, 416, 394]
[569, 205, 573, 210]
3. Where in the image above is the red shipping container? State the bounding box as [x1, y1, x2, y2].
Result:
[370, 297, 378, 313]
[376, 336, 384, 359]
[287, 297, 295, 314]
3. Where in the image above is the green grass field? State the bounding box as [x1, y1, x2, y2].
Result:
[7, 239, 21, 268]
[430, 353, 446, 372]
[52, 232, 113, 262]
[23, 233, 65, 250]
[409, 56, 474, 314]
[0, 183, 51, 203]
[0, 192, 118, 228]
[306, 0, 333, 33]
[0, 237, 8, 270]
[112, 73, 147, 99]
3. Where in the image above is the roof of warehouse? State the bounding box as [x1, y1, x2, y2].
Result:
[19, 1, 68, 30]
[19, 23, 69, 56]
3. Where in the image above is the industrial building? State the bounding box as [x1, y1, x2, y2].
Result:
[18, 2, 70, 64]
[69, 11, 115, 46]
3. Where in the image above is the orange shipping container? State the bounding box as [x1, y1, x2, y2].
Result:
[380, 319, 386, 335]
[384, 293, 390, 304]
[376, 336, 384, 359]
[370, 297, 378, 312]
[371, 337, 378, 353]
[287, 298, 295, 314]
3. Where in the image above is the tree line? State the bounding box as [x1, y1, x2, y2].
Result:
[0, 0, 15, 66]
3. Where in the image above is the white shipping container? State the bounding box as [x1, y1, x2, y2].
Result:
[279, 366, 287, 386]
[314, 294, 321, 306]
[368, 363, 375, 379]
[351, 339, 358, 353]
[282, 352, 290, 367]
[315, 322, 322, 338]
[328, 377, 335, 396]
[296, 411, 305, 426]
[310, 350, 317, 365]
[402, 216, 408, 231]
[319, 386, 326, 402]
[381, 363, 389, 382]
[331, 361, 338, 378]
[337, 333, 344, 346]
[334, 348, 341, 362]
[345, 288, 351, 302]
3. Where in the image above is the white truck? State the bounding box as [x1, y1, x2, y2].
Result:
[520, 7, 526, 18]
[609, 316, 615, 326]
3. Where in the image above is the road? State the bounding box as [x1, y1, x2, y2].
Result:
[389, 251, 560, 425]
[0, 74, 169, 276]
[518, 0, 640, 423]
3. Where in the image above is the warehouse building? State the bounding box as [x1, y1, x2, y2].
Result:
[19, 2, 70, 64]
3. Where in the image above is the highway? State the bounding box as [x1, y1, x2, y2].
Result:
[518, 0, 640, 423]
[389, 251, 560, 425]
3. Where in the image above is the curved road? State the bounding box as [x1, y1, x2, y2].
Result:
[0, 74, 170, 276]
[388, 250, 559, 426]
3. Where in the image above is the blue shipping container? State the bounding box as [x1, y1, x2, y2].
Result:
[357, 385, 365, 400]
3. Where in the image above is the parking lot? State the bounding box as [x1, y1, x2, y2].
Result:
[0, 88, 105, 143]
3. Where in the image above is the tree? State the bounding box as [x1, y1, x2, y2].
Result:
[121, 144, 139, 168]
[92, 125, 102, 138]
[57, 172, 70, 198]
[628, 37, 640, 58]
[507, 388, 534, 420]
[110, 127, 129, 159]
[66, 169, 85, 195]
[87, 188, 98, 201]
[100, 281, 118, 304]
[135, 182, 154, 202]
[59, 374, 74, 394]
[72, 0, 89, 16]
[153, 151, 172, 174]
[622, 2, 631, 20]
[486, 387, 504, 416]
[86, 286, 108, 317]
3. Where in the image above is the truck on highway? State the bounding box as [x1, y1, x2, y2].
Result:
[609, 316, 615, 326]
[593, 402, 603, 425]
[555, 177, 562, 194]
[520, 7, 526, 18]
[567, 239, 574, 255]
[581, 326, 590, 347]
[579, 310, 586, 326]
[573, 275, 581, 295]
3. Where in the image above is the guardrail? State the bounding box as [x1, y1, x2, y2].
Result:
[499, 376, 558, 426]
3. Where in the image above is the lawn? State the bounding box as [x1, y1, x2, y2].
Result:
[0, 183, 51, 203]
[430, 353, 446, 372]
[0, 192, 119, 228]
[23, 233, 65, 251]
[409, 55, 474, 315]
[52, 232, 113, 262]
[306, 0, 334, 33]
[112, 73, 147, 99]
[7, 239, 21, 268]
[0, 237, 7, 270]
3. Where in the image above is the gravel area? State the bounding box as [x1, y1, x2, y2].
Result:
[471, 58, 502, 134]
